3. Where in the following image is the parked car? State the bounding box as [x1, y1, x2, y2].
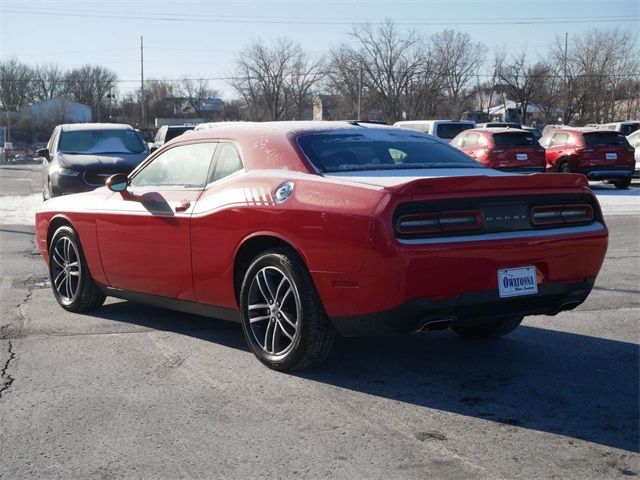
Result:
[539, 127, 635, 189]
[477, 122, 523, 129]
[393, 120, 476, 143]
[450, 128, 545, 172]
[626, 130, 640, 178]
[39, 123, 149, 200]
[599, 121, 640, 137]
[36, 121, 608, 371]
[149, 125, 196, 152]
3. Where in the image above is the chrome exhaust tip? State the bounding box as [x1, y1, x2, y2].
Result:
[416, 318, 454, 333]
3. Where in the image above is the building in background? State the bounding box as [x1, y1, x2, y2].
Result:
[22, 97, 92, 124]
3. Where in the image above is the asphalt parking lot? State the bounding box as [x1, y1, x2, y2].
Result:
[0, 163, 638, 479]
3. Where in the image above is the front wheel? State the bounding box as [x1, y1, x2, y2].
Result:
[452, 317, 523, 340]
[49, 226, 106, 312]
[239, 248, 335, 371]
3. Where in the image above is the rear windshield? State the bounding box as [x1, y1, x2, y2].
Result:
[493, 132, 539, 147]
[620, 123, 640, 136]
[165, 126, 195, 142]
[435, 123, 475, 140]
[298, 129, 482, 173]
[59, 129, 146, 154]
[583, 132, 628, 146]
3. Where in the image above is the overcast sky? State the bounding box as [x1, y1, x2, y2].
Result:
[1, 0, 638, 97]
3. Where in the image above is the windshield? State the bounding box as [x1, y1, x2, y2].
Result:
[59, 129, 147, 154]
[583, 132, 628, 146]
[493, 132, 539, 147]
[298, 130, 482, 173]
[435, 123, 475, 140]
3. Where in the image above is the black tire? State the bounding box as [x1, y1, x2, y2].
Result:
[559, 160, 571, 173]
[49, 226, 106, 312]
[612, 177, 631, 189]
[239, 248, 335, 371]
[452, 317, 523, 340]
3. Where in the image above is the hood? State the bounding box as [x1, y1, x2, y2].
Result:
[57, 152, 148, 171]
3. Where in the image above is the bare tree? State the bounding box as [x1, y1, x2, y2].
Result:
[231, 38, 301, 120]
[431, 30, 487, 118]
[495, 50, 546, 124]
[31, 64, 67, 102]
[65, 65, 117, 121]
[0, 58, 34, 111]
[326, 44, 365, 119]
[287, 52, 325, 119]
[349, 20, 427, 122]
[175, 77, 218, 118]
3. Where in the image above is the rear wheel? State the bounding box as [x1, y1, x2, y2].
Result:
[452, 317, 523, 340]
[239, 248, 335, 371]
[559, 160, 571, 173]
[49, 226, 106, 312]
[612, 177, 631, 189]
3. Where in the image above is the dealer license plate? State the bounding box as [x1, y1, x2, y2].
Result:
[606, 152, 617, 160]
[497, 266, 538, 298]
[516, 153, 528, 160]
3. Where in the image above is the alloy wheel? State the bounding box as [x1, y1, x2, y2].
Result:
[50, 236, 81, 303]
[247, 266, 300, 356]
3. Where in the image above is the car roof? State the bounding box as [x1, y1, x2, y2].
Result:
[395, 119, 474, 125]
[467, 127, 528, 134]
[552, 127, 618, 134]
[60, 123, 134, 132]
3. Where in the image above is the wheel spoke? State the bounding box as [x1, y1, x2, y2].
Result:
[271, 320, 279, 353]
[277, 320, 293, 340]
[279, 287, 292, 306]
[263, 319, 275, 353]
[54, 270, 66, 289]
[248, 303, 269, 311]
[256, 270, 273, 303]
[52, 250, 65, 268]
[261, 270, 276, 301]
[280, 311, 296, 329]
[249, 315, 271, 324]
[65, 273, 73, 298]
[274, 276, 287, 303]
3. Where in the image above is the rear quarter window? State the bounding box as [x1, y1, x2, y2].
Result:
[436, 123, 475, 140]
[583, 132, 627, 146]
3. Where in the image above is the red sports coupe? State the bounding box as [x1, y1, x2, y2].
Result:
[36, 121, 608, 370]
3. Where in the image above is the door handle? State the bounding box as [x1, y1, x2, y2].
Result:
[175, 201, 191, 212]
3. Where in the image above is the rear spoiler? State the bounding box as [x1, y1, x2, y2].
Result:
[385, 173, 589, 196]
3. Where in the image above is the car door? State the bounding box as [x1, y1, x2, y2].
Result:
[545, 132, 568, 168]
[96, 141, 217, 301]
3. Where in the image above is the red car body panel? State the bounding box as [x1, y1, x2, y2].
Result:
[36, 122, 608, 335]
[456, 128, 545, 171]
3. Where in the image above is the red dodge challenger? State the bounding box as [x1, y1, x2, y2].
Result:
[36, 121, 608, 370]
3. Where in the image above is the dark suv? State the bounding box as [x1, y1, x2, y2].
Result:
[39, 123, 148, 199]
[539, 127, 634, 189]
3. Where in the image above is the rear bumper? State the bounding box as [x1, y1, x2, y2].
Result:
[331, 278, 594, 336]
[576, 166, 633, 180]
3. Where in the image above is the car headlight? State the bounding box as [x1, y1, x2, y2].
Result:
[54, 166, 80, 176]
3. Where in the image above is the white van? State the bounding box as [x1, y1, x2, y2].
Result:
[393, 120, 476, 143]
[599, 121, 640, 137]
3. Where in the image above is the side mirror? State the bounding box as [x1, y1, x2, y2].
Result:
[106, 173, 129, 192]
[37, 148, 50, 160]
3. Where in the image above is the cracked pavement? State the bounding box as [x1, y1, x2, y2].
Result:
[0, 164, 638, 479]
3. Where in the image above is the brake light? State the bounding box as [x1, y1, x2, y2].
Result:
[531, 204, 594, 226]
[397, 210, 483, 235]
[491, 149, 505, 154]
[576, 147, 595, 153]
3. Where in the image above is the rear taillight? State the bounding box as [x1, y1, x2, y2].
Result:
[490, 148, 505, 154]
[397, 210, 483, 235]
[531, 204, 594, 226]
[576, 147, 595, 153]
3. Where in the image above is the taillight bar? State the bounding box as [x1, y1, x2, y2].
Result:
[531, 204, 594, 226]
[397, 210, 483, 235]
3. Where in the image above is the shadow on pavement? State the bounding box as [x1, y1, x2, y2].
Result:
[90, 300, 639, 452]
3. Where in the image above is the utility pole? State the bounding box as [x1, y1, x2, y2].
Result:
[357, 64, 363, 120]
[563, 32, 568, 124]
[140, 35, 145, 127]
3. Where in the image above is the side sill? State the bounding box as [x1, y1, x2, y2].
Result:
[100, 286, 241, 323]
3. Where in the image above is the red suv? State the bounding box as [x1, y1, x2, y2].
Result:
[539, 127, 635, 189]
[451, 128, 545, 172]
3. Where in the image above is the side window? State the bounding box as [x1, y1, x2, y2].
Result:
[210, 143, 243, 183]
[451, 134, 465, 148]
[466, 133, 481, 148]
[552, 133, 568, 147]
[130, 142, 216, 188]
